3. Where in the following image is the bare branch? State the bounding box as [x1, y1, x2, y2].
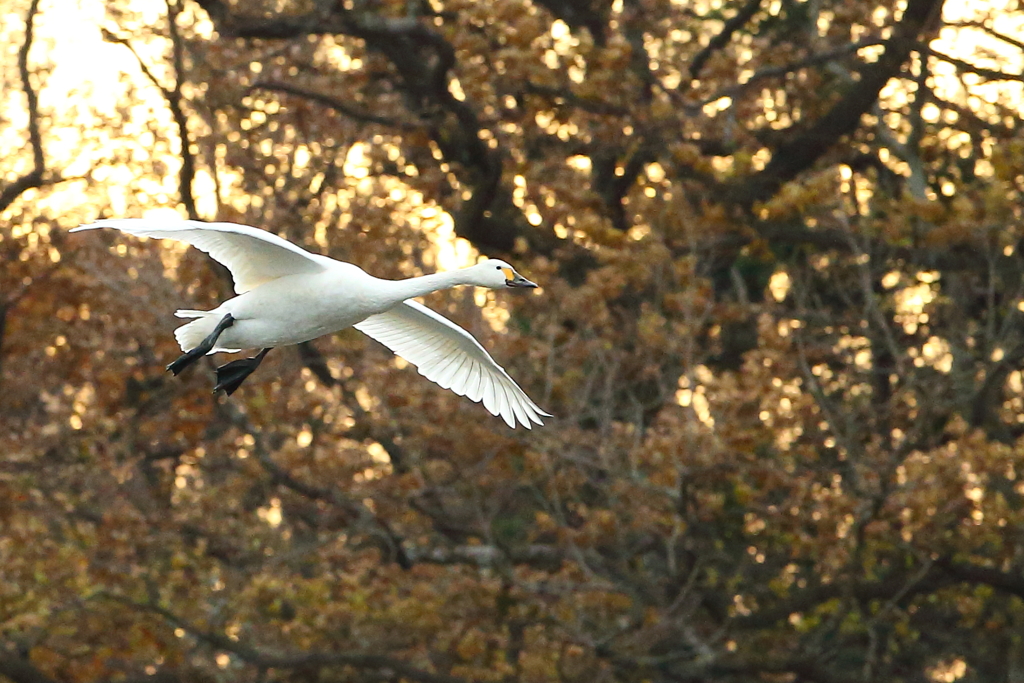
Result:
[930, 48, 1024, 83]
[251, 80, 413, 128]
[0, 0, 45, 213]
[165, 0, 199, 219]
[102, 8, 200, 220]
[21, 0, 43, 175]
[0, 172, 43, 213]
[947, 20, 1024, 52]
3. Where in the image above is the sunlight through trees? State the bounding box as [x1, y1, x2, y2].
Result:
[3, 0, 1024, 681]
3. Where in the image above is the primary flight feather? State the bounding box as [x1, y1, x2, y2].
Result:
[72, 219, 551, 429]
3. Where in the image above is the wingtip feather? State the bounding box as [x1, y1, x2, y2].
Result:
[72, 219, 135, 232]
[504, 382, 531, 430]
[482, 384, 498, 418]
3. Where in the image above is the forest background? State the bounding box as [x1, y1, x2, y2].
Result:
[3, 0, 1024, 681]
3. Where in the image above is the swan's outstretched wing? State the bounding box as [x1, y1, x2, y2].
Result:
[72, 219, 329, 294]
[355, 300, 551, 429]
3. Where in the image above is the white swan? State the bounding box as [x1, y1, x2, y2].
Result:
[71, 219, 551, 428]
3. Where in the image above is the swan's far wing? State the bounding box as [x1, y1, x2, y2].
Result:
[72, 219, 328, 294]
[354, 300, 551, 429]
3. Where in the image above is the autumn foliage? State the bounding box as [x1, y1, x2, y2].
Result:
[3, 0, 1024, 681]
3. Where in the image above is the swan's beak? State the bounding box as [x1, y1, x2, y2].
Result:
[507, 273, 538, 288]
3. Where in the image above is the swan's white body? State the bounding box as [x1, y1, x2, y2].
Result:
[72, 219, 551, 428]
[175, 266, 385, 353]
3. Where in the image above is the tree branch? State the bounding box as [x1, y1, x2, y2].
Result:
[691, 37, 887, 111]
[21, 0, 43, 176]
[0, 0, 45, 214]
[930, 49, 1024, 83]
[215, 397, 412, 568]
[688, 0, 763, 81]
[520, 81, 629, 116]
[296, 341, 408, 473]
[165, 0, 199, 219]
[102, 7, 199, 220]
[947, 20, 1024, 52]
[251, 80, 413, 128]
[731, 0, 945, 205]
[193, 1, 545, 256]
[937, 558, 1024, 600]
[732, 567, 949, 629]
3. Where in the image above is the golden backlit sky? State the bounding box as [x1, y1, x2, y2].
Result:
[931, 0, 1024, 106]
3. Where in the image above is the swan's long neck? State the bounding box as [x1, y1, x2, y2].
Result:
[381, 268, 477, 304]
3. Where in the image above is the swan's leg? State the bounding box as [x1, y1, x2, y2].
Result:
[213, 348, 271, 396]
[166, 313, 235, 376]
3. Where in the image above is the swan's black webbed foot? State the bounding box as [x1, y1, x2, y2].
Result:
[213, 348, 271, 396]
[167, 313, 235, 376]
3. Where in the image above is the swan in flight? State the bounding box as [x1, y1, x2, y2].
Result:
[71, 219, 551, 428]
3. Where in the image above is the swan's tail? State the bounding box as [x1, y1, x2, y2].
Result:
[173, 309, 240, 354]
[174, 309, 208, 319]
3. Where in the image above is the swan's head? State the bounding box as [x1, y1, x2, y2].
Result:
[471, 259, 539, 290]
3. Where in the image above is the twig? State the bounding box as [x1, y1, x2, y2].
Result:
[251, 80, 414, 128]
[930, 49, 1024, 83]
[102, 9, 199, 219]
[947, 20, 1024, 52]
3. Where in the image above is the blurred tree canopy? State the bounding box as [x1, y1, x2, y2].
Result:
[3, 0, 1024, 681]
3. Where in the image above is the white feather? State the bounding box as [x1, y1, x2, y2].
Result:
[74, 218, 551, 428]
[355, 301, 551, 428]
[72, 219, 329, 294]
